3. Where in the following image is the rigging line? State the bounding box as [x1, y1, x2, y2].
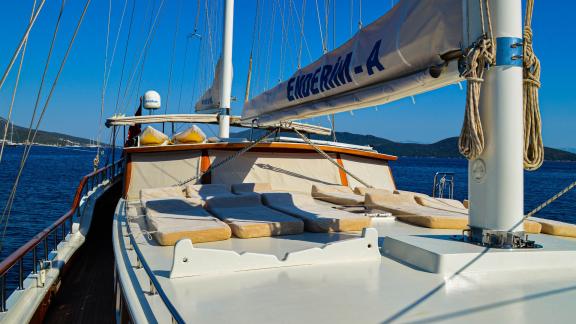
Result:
[314, 0, 327, 53]
[349, 0, 353, 36]
[193, 0, 201, 34]
[133, 0, 161, 110]
[164, 0, 183, 115]
[290, 0, 313, 64]
[358, 0, 363, 29]
[103, 0, 130, 94]
[95, 0, 113, 170]
[324, 0, 329, 51]
[0, 0, 92, 250]
[294, 0, 307, 69]
[264, 1, 278, 89]
[113, 0, 136, 115]
[0, 0, 38, 163]
[0, 0, 46, 93]
[119, 0, 166, 114]
[244, 0, 260, 102]
[176, 36, 192, 113]
[204, 0, 216, 76]
[21, 0, 66, 157]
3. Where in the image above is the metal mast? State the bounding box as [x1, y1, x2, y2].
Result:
[218, 0, 234, 138]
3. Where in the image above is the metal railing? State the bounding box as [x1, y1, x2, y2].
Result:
[125, 207, 185, 324]
[0, 159, 124, 312]
[432, 172, 455, 199]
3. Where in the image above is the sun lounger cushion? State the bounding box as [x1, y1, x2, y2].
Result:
[365, 191, 469, 229]
[232, 183, 274, 194]
[185, 184, 236, 204]
[206, 194, 304, 238]
[262, 192, 371, 232]
[145, 198, 231, 245]
[366, 192, 541, 232]
[529, 217, 576, 237]
[353, 187, 394, 196]
[311, 184, 364, 206]
[140, 186, 186, 203]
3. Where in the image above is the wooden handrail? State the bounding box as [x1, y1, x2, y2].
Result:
[0, 159, 124, 276]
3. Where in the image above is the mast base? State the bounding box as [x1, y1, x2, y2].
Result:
[464, 228, 538, 249]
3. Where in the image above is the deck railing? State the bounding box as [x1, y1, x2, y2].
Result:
[0, 158, 125, 312]
[125, 211, 185, 324]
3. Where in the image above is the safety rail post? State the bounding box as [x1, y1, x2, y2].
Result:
[18, 260, 23, 290]
[1, 274, 5, 312]
[32, 246, 37, 274]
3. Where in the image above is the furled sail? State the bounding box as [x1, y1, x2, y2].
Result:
[242, 0, 478, 125]
[195, 58, 233, 113]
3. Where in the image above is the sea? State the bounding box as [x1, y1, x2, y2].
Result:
[0, 146, 574, 286]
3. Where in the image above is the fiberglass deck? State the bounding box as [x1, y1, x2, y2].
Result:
[114, 199, 576, 323]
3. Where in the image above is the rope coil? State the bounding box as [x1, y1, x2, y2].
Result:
[459, 0, 544, 171]
[522, 0, 544, 170]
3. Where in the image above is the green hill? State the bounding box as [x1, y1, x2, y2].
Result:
[0, 117, 96, 146]
[232, 129, 576, 161]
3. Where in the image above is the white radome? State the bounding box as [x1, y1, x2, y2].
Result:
[143, 90, 161, 109]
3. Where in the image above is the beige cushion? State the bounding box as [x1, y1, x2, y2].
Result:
[365, 191, 468, 229]
[262, 192, 371, 232]
[311, 184, 364, 206]
[140, 186, 186, 203]
[366, 192, 540, 232]
[206, 194, 303, 238]
[353, 187, 394, 196]
[232, 183, 274, 194]
[145, 198, 231, 245]
[529, 217, 576, 237]
[186, 184, 234, 202]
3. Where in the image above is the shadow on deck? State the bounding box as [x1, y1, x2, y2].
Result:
[42, 181, 122, 324]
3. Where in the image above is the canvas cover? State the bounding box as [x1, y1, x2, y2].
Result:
[242, 0, 466, 124]
[195, 57, 233, 113]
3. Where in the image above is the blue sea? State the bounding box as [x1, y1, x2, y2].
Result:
[0, 146, 574, 261]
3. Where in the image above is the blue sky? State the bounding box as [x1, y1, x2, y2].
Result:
[0, 0, 574, 148]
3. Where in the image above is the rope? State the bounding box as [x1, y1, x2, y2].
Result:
[0, 0, 46, 93]
[314, 0, 327, 53]
[177, 128, 279, 186]
[458, 0, 495, 160]
[244, 0, 260, 101]
[0, 0, 92, 251]
[291, 128, 372, 188]
[95, 0, 112, 171]
[0, 1, 37, 163]
[526, 179, 576, 218]
[164, 0, 183, 115]
[113, 0, 136, 114]
[522, 0, 544, 170]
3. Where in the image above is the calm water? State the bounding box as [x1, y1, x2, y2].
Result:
[0, 147, 574, 260]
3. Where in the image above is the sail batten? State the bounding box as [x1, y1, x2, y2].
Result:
[242, 0, 473, 124]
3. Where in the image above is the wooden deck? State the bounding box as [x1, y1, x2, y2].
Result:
[42, 182, 122, 324]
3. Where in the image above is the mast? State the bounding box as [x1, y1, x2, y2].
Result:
[468, 0, 525, 246]
[218, 0, 234, 138]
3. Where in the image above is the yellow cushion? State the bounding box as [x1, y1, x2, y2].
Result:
[529, 217, 576, 237]
[139, 126, 169, 146]
[172, 125, 206, 144]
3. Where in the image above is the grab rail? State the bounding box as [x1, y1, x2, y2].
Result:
[0, 158, 125, 312]
[125, 216, 185, 324]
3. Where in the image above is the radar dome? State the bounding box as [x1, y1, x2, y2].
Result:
[143, 90, 161, 109]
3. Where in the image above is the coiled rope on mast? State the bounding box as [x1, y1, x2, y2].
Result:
[522, 0, 544, 170]
[458, 0, 495, 161]
[459, 0, 544, 171]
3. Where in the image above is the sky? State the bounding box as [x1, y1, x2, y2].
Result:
[0, 0, 574, 149]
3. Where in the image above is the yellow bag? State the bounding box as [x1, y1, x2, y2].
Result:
[172, 125, 206, 144]
[139, 126, 169, 146]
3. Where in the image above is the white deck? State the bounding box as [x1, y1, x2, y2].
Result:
[114, 199, 576, 323]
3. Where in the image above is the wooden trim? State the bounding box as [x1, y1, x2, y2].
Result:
[200, 150, 212, 184]
[335, 153, 349, 187]
[124, 142, 397, 161]
[123, 156, 132, 198]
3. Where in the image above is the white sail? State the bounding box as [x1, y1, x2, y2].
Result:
[242, 0, 478, 125]
[195, 57, 234, 114]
